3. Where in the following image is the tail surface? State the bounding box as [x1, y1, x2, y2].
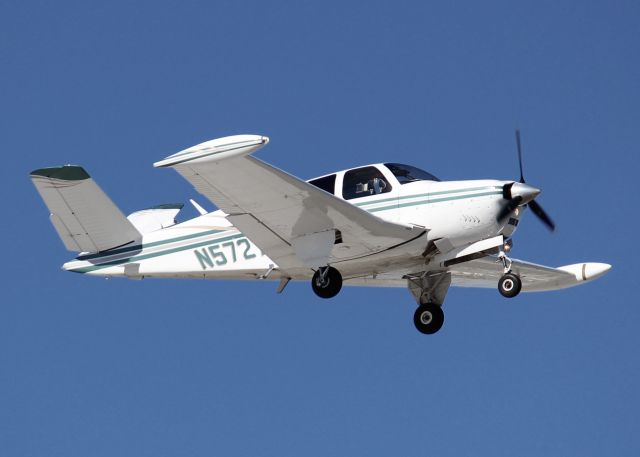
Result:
[30, 166, 141, 253]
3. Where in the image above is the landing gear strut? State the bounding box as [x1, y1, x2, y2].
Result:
[406, 272, 451, 335]
[311, 266, 342, 299]
[497, 251, 522, 298]
[413, 303, 444, 334]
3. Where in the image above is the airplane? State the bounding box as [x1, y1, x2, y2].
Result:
[30, 132, 611, 334]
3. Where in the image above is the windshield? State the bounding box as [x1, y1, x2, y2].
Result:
[384, 163, 440, 183]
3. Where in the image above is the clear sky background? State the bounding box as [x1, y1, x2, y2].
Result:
[1, 1, 638, 455]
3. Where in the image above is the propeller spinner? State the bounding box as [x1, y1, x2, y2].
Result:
[497, 130, 555, 232]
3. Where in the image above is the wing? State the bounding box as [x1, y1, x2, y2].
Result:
[449, 257, 611, 292]
[154, 135, 426, 275]
[342, 258, 611, 293]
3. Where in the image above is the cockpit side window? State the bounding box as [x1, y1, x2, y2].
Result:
[342, 166, 392, 200]
[384, 163, 440, 183]
[308, 174, 337, 194]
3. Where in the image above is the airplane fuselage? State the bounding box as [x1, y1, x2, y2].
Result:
[62, 169, 517, 282]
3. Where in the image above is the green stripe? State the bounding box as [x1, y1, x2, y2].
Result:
[368, 190, 503, 213]
[169, 140, 250, 158]
[71, 232, 245, 273]
[354, 194, 407, 207]
[355, 186, 501, 208]
[158, 143, 258, 167]
[77, 229, 226, 261]
[429, 186, 501, 196]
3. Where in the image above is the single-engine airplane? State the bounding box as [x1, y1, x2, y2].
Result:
[30, 132, 611, 334]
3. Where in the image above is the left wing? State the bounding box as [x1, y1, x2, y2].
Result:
[344, 258, 611, 292]
[154, 135, 426, 275]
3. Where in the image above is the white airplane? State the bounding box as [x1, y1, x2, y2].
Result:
[30, 132, 611, 334]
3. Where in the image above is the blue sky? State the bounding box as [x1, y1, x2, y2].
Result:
[2, 1, 638, 455]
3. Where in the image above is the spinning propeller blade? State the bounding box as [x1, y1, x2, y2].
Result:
[497, 130, 555, 232]
[516, 129, 525, 183]
[497, 196, 522, 222]
[528, 200, 555, 231]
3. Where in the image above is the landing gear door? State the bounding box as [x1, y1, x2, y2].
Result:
[340, 165, 399, 222]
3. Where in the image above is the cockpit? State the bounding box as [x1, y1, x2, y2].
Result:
[308, 163, 440, 200]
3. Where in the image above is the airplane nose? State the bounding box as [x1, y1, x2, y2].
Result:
[510, 182, 541, 204]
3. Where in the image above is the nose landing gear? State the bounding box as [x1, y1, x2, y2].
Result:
[498, 272, 522, 298]
[497, 251, 522, 298]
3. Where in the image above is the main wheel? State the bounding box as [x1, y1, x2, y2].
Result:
[498, 272, 522, 298]
[413, 303, 445, 334]
[311, 266, 343, 299]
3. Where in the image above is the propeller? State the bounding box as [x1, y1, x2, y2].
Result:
[528, 199, 555, 231]
[497, 130, 556, 232]
[516, 129, 525, 183]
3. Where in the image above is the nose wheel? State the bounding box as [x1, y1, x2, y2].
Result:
[496, 250, 522, 298]
[498, 272, 522, 298]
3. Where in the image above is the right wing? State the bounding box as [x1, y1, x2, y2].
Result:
[155, 135, 426, 275]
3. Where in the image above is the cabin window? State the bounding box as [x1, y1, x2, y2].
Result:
[308, 174, 336, 194]
[384, 163, 440, 183]
[342, 166, 392, 200]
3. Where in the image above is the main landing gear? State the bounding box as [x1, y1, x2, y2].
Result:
[311, 266, 342, 299]
[413, 303, 444, 334]
[407, 271, 450, 335]
[312, 267, 448, 334]
[309, 261, 522, 334]
[497, 251, 522, 298]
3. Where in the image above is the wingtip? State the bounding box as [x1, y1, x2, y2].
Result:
[583, 262, 611, 281]
[154, 134, 269, 168]
[557, 262, 612, 282]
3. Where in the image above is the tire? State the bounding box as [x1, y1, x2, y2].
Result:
[498, 272, 522, 298]
[413, 304, 445, 334]
[311, 267, 343, 299]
